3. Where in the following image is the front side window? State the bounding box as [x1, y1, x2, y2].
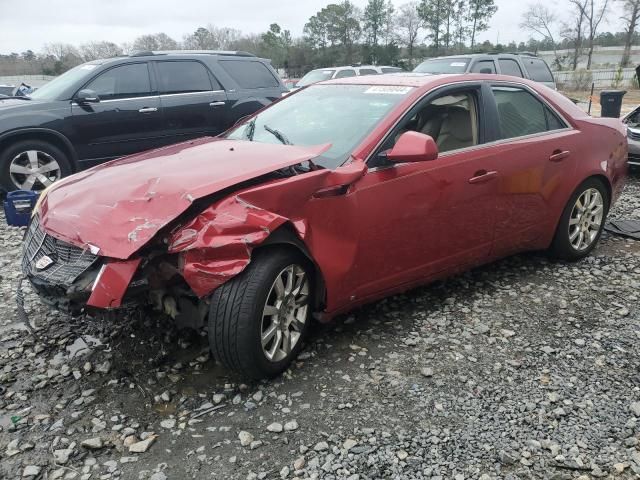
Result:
[30, 63, 99, 100]
[471, 60, 496, 74]
[156, 61, 215, 94]
[382, 67, 403, 74]
[382, 90, 479, 156]
[219, 60, 279, 89]
[84, 63, 151, 100]
[226, 84, 412, 169]
[358, 68, 378, 76]
[335, 69, 357, 79]
[493, 86, 564, 139]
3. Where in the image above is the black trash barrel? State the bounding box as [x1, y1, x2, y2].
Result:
[600, 90, 627, 118]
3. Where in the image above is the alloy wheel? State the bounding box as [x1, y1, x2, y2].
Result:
[9, 150, 61, 190]
[568, 188, 604, 251]
[260, 264, 309, 363]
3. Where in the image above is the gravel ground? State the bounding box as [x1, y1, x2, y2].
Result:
[1, 175, 640, 480]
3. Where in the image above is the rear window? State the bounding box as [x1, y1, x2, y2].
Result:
[156, 61, 214, 94]
[414, 58, 470, 74]
[522, 58, 554, 83]
[219, 60, 279, 89]
[498, 59, 524, 78]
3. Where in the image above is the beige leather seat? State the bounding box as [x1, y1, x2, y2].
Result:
[436, 108, 474, 152]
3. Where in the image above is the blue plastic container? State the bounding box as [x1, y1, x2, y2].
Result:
[3, 190, 39, 227]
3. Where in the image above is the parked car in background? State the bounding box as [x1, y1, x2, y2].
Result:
[414, 53, 556, 89]
[22, 73, 626, 378]
[623, 105, 640, 166]
[0, 51, 287, 192]
[291, 65, 403, 90]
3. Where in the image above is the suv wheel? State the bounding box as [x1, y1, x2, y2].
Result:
[208, 249, 313, 379]
[0, 140, 71, 192]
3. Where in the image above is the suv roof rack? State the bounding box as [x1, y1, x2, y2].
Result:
[129, 50, 256, 58]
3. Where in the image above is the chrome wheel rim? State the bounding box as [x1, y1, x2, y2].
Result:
[9, 150, 61, 190]
[569, 188, 604, 251]
[261, 264, 309, 363]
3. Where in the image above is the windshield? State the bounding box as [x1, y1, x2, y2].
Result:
[296, 69, 335, 87]
[226, 84, 413, 169]
[29, 63, 99, 100]
[414, 58, 470, 74]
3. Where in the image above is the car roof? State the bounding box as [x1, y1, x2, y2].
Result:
[420, 53, 539, 60]
[318, 72, 543, 89]
[99, 50, 265, 66]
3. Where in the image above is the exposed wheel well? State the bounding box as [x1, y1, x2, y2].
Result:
[253, 224, 327, 312]
[0, 131, 77, 172]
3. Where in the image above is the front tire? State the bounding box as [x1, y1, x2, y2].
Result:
[208, 249, 313, 379]
[0, 140, 71, 192]
[549, 178, 609, 261]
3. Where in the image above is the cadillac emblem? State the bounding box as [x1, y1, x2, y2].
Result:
[35, 255, 54, 270]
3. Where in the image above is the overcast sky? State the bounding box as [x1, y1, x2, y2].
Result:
[0, 0, 626, 55]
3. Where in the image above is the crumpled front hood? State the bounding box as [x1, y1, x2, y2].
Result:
[40, 137, 329, 259]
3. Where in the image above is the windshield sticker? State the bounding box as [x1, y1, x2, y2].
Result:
[450, 62, 467, 67]
[364, 86, 413, 95]
[80, 65, 98, 70]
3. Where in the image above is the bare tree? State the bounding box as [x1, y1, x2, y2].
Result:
[79, 41, 123, 61]
[520, 3, 559, 60]
[618, 0, 640, 66]
[569, 0, 609, 69]
[396, 2, 423, 67]
[132, 33, 178, 52]
[562, 0, 587, 70]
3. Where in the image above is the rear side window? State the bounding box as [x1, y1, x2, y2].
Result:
[358, 68, 378, 76]
[219, 60, 279, 89]
[335, 69, 357, 78]
[156, 61, 214, 94]
[85, 63, 151, 100]
[493, 87, 559, 139]
[381, 67, 402, 73]
[498, 59, 523, 78]
[522, 58, 554, 83]
[471, 60, 496, 74]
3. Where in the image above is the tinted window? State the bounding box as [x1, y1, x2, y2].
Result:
[414, 58, 470, 74]
[358, 69, 378, 76]
[335, 69, 357, 78]
[493, 87, 550, 139]
[381, 67, 403, 73]
[471, 60, 496, 74]
[85, 63, 151, 100]
[545, 107, 566, 130]
[523, 58, 554, 83]
[498, 59, 523, 78]
[156, 61, 214, 94]
[219, 60, 279, 89]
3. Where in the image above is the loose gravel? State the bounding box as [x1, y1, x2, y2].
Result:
[1, 176, 640, 480]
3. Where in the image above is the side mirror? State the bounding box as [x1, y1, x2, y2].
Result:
[75, 89, 100, 104]
[387, 131, 439, 163]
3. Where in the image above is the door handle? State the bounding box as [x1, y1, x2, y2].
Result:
[468, 170, 498, 184]
[209, 101, 226, 107]
[549, 150, 570, 162]
[138, 107, 158, 113]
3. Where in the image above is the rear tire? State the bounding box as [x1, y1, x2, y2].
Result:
[208, 248, 313, 379]
[549, 178, 609, 261]
[0, 139, 71, 192]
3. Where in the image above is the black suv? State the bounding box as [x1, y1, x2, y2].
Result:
[414, 53, 556, 90]
[0, 51, 287, 192]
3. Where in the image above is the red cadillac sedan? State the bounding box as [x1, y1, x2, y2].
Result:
[22, 73, 627, 378]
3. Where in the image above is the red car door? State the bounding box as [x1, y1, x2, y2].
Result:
[484, 84, 580, 257]
[349, 85, 502, 301]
